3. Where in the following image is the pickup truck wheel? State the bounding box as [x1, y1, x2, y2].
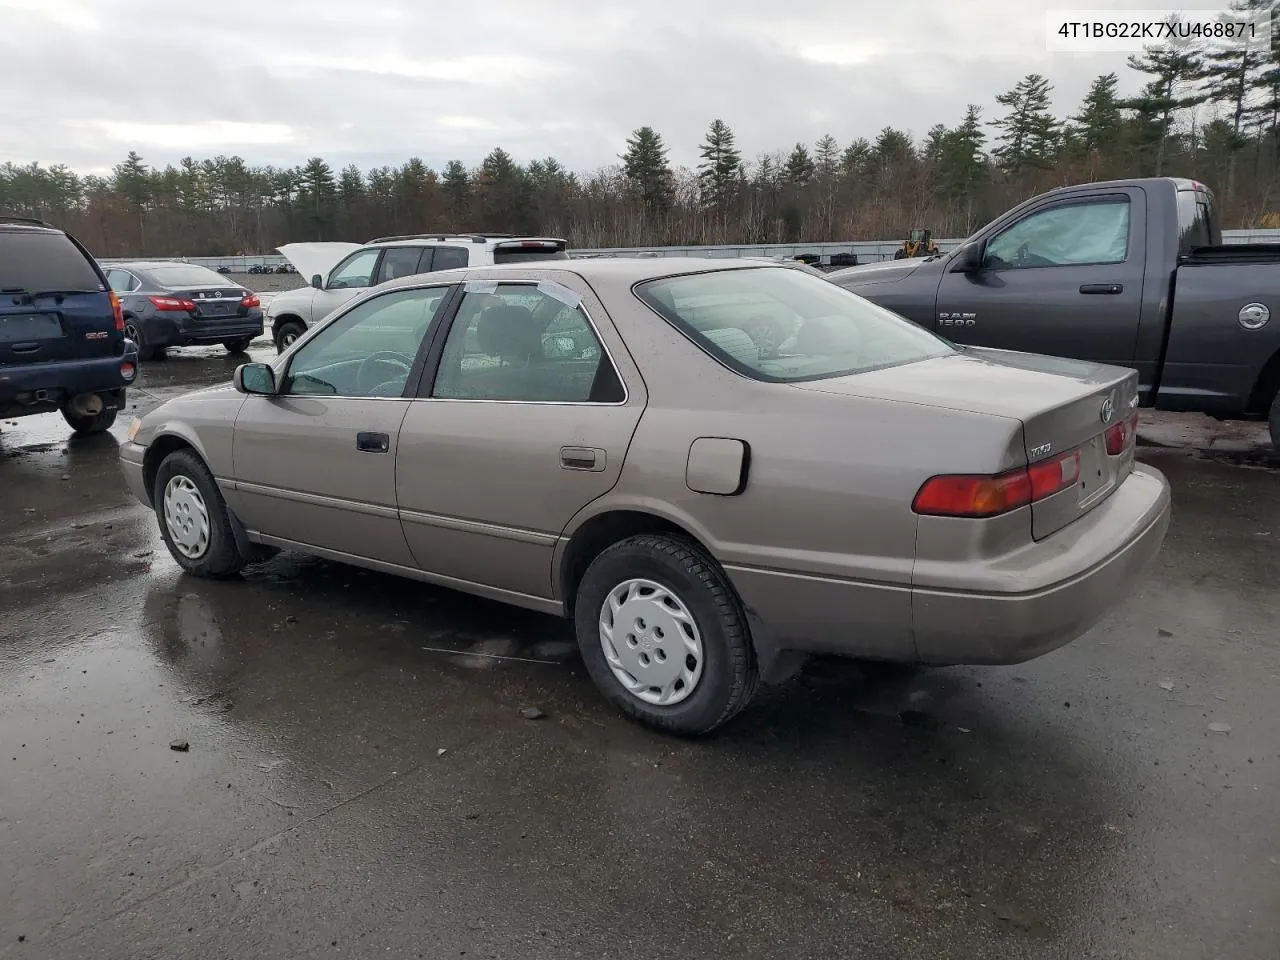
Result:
[62, 407, 118, 435]
[275, 321, 305, 354]
[574, 534, 759, 737]
[1269, 393, 1280, 449]
[153, 449, 248, 579]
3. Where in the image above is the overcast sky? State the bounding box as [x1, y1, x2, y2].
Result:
[0, 0, 1224, 176]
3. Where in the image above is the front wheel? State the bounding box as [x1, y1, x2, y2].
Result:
[153, 449, 250, 578]
[274, 321, 305, 354]
[223, 336, 254, 353]
[574, 534, 759, 737]
[62, 406, 118, 435]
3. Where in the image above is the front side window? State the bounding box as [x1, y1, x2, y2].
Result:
[984, 198, 1131, 269]
[376, 247, 425, 284]
[432, 282, 624, 402]
[326, 249, 381, 289]
[283, 286, 449, 398]
[634, 266, 953, 383]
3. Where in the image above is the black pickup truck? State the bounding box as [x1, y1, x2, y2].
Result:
[827, 177, 1280, 446]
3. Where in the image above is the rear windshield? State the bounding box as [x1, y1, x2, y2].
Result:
[492, 241, 569, 264]
[0, 230, 102, 292]
[143, 264, 232, 288]
[1177, 189, 1221, 255]
[635, 267, 954, 382]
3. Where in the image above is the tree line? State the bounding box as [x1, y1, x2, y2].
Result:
[4, 1, 1280, 256]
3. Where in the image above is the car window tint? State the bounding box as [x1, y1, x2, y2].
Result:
[635, 266, 953, 383]
[106, 270, 135, 292]
[327, 249, 381, 289]
[283, 287, 449, 398]
[432, 283, 624, 403]
[984, 198, 1131, 269]
[376, 247, 425, 284]
[432, 247, 468, 271]
[0, 231, 102, 291]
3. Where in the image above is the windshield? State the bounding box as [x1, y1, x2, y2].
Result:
[143, 264, 233, 288]
[634, 266, 953, 382]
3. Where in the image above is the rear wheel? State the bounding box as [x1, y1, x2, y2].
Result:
[62, 406, 118, 435]
[275, 320, 305, 354]
[124, 318, 160, 362]
[153, 449, 249, 578]
[223, 336, 254, 353]
[574, 534, 758, 737]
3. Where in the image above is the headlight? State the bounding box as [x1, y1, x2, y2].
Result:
[127, 417, 142, 442]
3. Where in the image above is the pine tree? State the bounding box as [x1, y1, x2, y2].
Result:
[814, 135, 840, 178]
[441, 160, 469, 223]
[620, 126, 674, 210]
[840, 138, 872, 178]
[1070, 73, 1124, 154]
[697, 119, 743, 206]
[112, 151, 152, 252]
[1199, 0, 1270, 141]
[784, 143, 815, 184]
[991, 74, 1060, 173]
[1124, 17, 1206, 175]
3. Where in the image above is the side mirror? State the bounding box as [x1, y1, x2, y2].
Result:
[310, 273, 323, 289]
[949, 242, 983, 274]
[233, 362, 277, 395]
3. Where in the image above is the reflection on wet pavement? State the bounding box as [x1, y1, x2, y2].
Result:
[1, 348, 1278, 959]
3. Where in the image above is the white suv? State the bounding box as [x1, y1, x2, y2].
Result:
[265, 233, 568, 352]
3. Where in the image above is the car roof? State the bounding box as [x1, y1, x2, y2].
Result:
[365, 235, 565, 248]
[0, 222, 64, 236]
[374, 255, 770, 294]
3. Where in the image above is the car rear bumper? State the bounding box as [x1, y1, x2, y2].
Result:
[726, 464, 1171, 667]
[0, 345, 138, 414]
[150, 313, 264, 347]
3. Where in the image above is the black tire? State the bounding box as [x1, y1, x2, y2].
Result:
[62, 406, 118, 435]
[124, 317, 160, 362]
[1269, 392, 1280, 450]
[275, 320, 305, 354]
[153, 449, 249, 579]
[223, 337, 254, 353]
[574, 533, 759, 737]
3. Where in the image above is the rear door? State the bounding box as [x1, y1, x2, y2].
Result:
[934, 190, 1146, 367]
[395, 274, 645, 600]
[0, 228, 119, 366]
[374, 246, 430, 285]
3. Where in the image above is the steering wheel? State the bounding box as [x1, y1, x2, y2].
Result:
[357, 351, 414, 395]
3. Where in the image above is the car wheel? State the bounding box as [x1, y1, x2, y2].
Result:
[1269, 392, 1280, 449]
[223, 337, 254, 353]
[574, 533, 759, 737]
[275, 321, 305, 353]
[62, 406, 118, 435]
[153, 449, 249, 579]
[124, 318, 160, 362]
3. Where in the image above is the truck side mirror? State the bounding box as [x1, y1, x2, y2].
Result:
[949, 242, 983, 274]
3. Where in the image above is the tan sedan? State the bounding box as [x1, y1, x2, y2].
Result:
[120, 258, 1171, 736]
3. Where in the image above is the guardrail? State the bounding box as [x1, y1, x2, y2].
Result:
[99, 229, 1278, 272]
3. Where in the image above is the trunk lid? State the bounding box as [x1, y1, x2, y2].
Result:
[168, 285, 252, 319]
[792, 346, 1140, 538]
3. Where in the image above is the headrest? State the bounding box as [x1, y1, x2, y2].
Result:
[476, 304, 541, 361]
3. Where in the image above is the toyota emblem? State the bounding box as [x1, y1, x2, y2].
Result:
[1100, 395, 1115, 424]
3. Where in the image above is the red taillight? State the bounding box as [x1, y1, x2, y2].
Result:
[109, 290, 124, 331]
[1105, 412, 1139, 455]
[240, 293, 261, 308]
[148, 295, 196, 311]
[120, 361, 136, 381]
[913, 449, 1082, 518]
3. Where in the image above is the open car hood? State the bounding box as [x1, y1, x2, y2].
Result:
[276, 242, 361, 281]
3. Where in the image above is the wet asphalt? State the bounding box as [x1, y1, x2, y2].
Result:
[1, 340, 1278, 960]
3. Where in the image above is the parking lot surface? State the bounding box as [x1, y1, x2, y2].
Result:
[2, 340, 1278, 959]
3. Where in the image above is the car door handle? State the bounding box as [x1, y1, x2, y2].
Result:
[1079, 283, 1123, 295]
[356, 431, 390, 453]
[561, 446, 605, 471]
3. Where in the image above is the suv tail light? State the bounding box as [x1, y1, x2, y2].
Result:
[148, 295, 196, 311]
[109, 290, 124, 331]
[240, 293, 261, 308]
[1105, 412, 1139, 455]
[913, 449, 1082, 518]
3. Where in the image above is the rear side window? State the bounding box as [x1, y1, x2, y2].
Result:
[376, 247, 426, 284]
[492, 240, 569, 264]
[0, 231, 102, 292]
[1177, 189, 1221, 255]
[432, 247, 468, 271]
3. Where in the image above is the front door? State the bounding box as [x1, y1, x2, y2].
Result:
[934, 190, 1146, 368]
[229, 284, 453, 565]
[395, 277, 645, 602]
[309, 247, 383, 326]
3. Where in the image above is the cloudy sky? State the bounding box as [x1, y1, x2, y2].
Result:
[0, 0, 1221, 176]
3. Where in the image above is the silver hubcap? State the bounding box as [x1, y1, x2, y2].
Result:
[599, 578, 704, 706]
[163, 475, 210, 559]
[125, 322, 140, 342]
[282, 330, 298, 346]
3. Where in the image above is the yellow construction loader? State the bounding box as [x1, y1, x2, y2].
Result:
[893, 228, 940, 259]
